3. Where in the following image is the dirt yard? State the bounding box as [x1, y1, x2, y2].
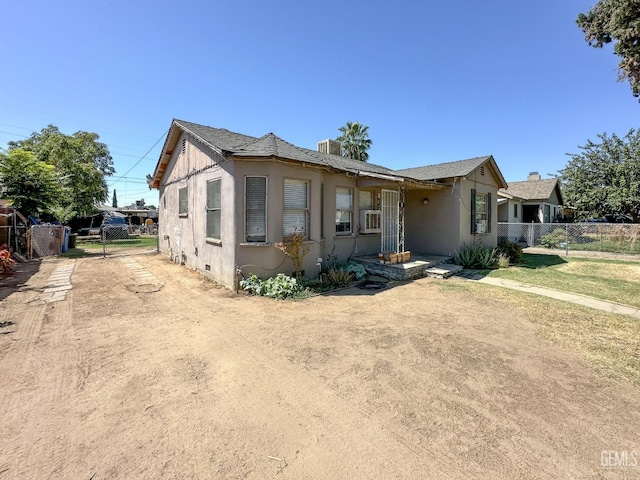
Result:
[1, 253, 639, 479]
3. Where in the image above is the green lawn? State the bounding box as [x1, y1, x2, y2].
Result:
[61, 236, 158, 257]
[485, 253, 640, 308]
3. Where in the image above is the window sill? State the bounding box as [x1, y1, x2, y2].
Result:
[334, 233, 356, 239]
[179, 214, 188, 218]
[206, 237, 222, 246]
[240, 242, 271, 247]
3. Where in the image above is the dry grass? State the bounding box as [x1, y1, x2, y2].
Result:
[440, 280, 640, 386]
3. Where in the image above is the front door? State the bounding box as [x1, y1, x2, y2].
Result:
[381, 189, 399, 252]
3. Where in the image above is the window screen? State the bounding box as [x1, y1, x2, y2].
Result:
[283, 179, 308, 237]
[245, 176, 267, 242]
[336, 187, 352, 233]
[206, 179, 221, 239]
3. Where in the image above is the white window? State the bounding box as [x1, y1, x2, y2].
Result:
[283, 179, 308, 238]
[206, 179, 221, 239]
[336, 187, 352, 234]
[178, 186, 188, 217]
[245, 176, 267, 242]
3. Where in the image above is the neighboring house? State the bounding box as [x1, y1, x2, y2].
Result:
[497, 172, 564, 223]
[148, 119, 508, 288]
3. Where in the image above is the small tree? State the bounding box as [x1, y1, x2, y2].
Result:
[275, 230, 309, 277]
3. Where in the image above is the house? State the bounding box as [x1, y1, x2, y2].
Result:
[148, 119, 508, 289]
[497, 172, 564, 223]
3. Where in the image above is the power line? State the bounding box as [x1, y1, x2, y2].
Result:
[106, 128, 169, 187]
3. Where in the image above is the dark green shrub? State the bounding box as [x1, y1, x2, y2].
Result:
[497, 242, 523, 264]
[540, 228, 566, 248]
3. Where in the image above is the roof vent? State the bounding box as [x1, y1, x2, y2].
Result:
[317, 139, 341, 156]
[527, 171, 541, 181]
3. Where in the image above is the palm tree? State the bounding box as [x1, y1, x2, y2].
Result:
[336, 121, 372, 162]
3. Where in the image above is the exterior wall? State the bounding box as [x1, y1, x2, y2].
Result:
[405, 187, 460, 256]
[498, 199, 522, 222]
[157, 133, 237, 288]
[232, 161, 383, 280]
[458, 172, 500, 248]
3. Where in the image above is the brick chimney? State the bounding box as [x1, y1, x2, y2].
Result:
[527, 171, 541, 181]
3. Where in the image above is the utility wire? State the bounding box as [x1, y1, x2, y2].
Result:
[110, 128, 169, 186]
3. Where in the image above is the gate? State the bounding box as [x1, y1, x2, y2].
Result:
[381, 189, 399, 253]
[73, 224, 158, 257]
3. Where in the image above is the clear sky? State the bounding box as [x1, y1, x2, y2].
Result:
[1, 0, 638, 208]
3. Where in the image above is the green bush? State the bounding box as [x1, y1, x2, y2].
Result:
[497, 242, 523, 264]
[343, 261, 367, 280]
[455, 242, 499, 269]
[240, 273, 309, 299]
[540, 228, 566, 249]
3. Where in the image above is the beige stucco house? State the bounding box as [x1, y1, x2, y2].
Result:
[497, 172, 564, 223]
[149, 119, 508, 288]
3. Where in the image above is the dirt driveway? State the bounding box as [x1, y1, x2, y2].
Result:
[1, 254, 639, 479]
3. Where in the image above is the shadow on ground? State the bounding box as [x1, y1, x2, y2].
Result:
[0, 260, 43, 302]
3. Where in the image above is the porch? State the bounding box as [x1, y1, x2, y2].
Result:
[352, 252, 453, 281]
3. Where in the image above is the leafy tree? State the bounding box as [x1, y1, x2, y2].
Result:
[9, 125, 114, 216]
[336, 121, 372, 162]
[576, 0, 640, 99]
[560, 129, 640, 221]
[112, 189, 118, 208]
[0, 149, 62, 216]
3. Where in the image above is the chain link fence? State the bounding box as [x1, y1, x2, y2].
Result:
[74, 224, 158, 257]
[30, 225, 65, 258]
[498, 222, 640, 255]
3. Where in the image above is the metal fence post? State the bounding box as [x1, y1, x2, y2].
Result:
[565, 224, 569, 256]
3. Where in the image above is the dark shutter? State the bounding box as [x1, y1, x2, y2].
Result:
[471, 188, 476, 234]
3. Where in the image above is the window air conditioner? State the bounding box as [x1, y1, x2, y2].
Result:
[360, 210, 382, 233]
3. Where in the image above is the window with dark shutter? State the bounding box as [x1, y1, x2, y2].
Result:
[472, 189, 490, 234]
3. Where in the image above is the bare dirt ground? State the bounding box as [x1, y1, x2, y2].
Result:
[1, 253, 639, 479]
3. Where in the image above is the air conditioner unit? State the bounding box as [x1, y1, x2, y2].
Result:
[476, 222, 486, 234]
[360, 210, 382, 233]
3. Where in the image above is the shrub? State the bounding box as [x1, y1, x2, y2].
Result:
[0, 244, 16, 275]
[540, 228, 566, 249]
[497, 253, 510, 269]
[455, 242, 498, 269]
[274, 230, 309, 278]
[497, 242, 523, 264]
[240, 273, 308, 299]
[343, 261, 367, 280]
[326, 267, 354, 287]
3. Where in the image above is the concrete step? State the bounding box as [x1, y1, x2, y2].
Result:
[424, 264, 464, 279]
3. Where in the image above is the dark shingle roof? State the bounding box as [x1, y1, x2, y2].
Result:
[502, 178, 561, 201]
[174, 119, 396, 176]
[394, 156, 491, 181]
[152, 120, 506, 189]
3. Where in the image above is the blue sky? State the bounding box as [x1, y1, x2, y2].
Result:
[1, 0, 637, 208]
